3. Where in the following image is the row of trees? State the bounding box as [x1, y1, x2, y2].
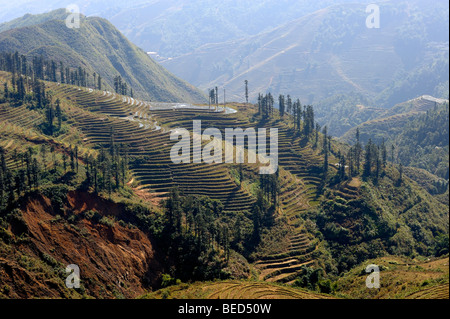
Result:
[1, 51, 136, 97]
[3, 73, 47, 107]
[209, 87, 219, 109]
[245, 82, 315, 137]
[113, 75, 132, 97]
[0, 143, 81, 208]
[2, 73, 67, 137]
[0, 146, 40, 208]
[161, 188, 231, 280]
[0, 52, 103, 90]
[322, 126, 399, 186]
[83, 141, 129, 196]
[256, 92, 316, 139]
[249, 172, 281, 245]
[0, 132, 130, 209]
[42, 98, 64, 136]
[345, 128, 389, 181]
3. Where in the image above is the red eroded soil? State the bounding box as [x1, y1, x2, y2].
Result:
[0, 191, 163, 299]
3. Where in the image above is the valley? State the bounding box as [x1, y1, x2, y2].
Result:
[0, 1, 448, 302]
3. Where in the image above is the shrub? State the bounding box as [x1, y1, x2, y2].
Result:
[161, 274, 177, 288]
[161, 290, 171, 299]
[41, 252, 59, 267]
[99, 216, 115, 227]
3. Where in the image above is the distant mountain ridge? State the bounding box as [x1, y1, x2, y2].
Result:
[160, 0, 449, 105]
[0, 10, 207, 103]
[0, 8, 70, 33]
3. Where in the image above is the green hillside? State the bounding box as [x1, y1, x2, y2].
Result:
[0, 8, 69, 33]
[310, 170, 448, 273]
[0, 11, 207, 104]
[333, 256, 449, 299]
[0, 69, 448, 299]
[341, 97, 449, 181]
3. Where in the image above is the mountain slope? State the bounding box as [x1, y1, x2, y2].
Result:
[0, 11, 207, 103]
[340, 95, 448, 144]
[341, 96, 449, 180]
[160, 0, 449, 105]
[312, 170, 449, 274]
[333, 256, 449, 299]
[0, 0, 375, 59]
[0, 8, 70, 33]
[314, 93, 384, 137]
[0, 70, 448, 299]
[0, 0, 149, 25]
[0, 190, 162, 298]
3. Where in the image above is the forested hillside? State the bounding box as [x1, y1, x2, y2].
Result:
[393, 104, 449, 179]
[341, 97, 449, 182]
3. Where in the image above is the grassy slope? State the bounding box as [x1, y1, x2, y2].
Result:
[0, 12, 207, 104]
[334, 256, 449, 299]
[141, 280, 335, 299]
[0, 8, 69, 33]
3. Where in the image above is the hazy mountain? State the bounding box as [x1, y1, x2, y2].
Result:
[0, 0, 148, 24]
[314, 93, 384, 137]
[1, 0, 447, 107]
[0, 10, 207, 103]
[160, 0, 448, 105]
[107, 0, 373, 58]
[0, 0, 374, 56]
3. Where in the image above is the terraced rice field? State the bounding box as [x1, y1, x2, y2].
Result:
[251, 123, 326, 283]
[48, 84, 256, 212]
[332, 177, 361, 201]
[0, 102, 46, 146]
[4, 81, 329, 283]
[51, 84, 328, 282]
[146, 280, 334, 299]
[205, 281, 332, 299]
[243, 117, 329, 283]
[405, 283, 449, 299]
